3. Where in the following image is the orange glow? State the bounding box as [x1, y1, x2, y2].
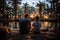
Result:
[6, 28, 9, 33]
[41, 22, 51, 29]
[43, 22, 49, 27]
[43, 14, 49, 19]
[29, 14, 35, 19]
[30, 15, 34, 18]
[44, 15, 49, 19]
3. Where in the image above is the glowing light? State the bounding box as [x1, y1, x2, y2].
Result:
[43, 14, 49, 19]
[30, 15, 34, 18]
[41, 22, 51, 29]
[43, 22, 49, 27]
[29, 14, 35, 19]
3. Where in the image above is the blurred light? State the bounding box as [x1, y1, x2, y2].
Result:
[16, 15, 18, 18]
[43, 14, 49, 19]
[29, 14, 35, 19]
[43, 22, 49, 27]
[5, 27, 9, 33]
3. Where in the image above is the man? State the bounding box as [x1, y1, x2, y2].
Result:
[19, 14, 31, 34]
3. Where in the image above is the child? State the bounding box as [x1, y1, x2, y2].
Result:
[33, 16, 41, 34]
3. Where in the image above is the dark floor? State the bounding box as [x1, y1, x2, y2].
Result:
[2, 30, 60, 40]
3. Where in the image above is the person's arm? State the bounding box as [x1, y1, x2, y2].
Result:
[32, 22, 35, 31]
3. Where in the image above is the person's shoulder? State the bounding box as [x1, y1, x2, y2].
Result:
[19, 18, 24, 21]
[25, 18, 30, 21]
[28, 19, 31, 21]
[33, 21, 37, 23]
[33, 21, 36, 24]
[39, 21, 41, 23]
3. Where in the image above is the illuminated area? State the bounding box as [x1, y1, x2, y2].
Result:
[43, 14, 49, 19]
[40, 22, 51, 29]
[43, 22, 49, 26]
[29, 12, 36, 19]
[29, 12, 40, 19]
[29, 14, 35, 19]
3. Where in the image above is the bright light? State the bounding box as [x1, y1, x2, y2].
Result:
[43, 14, 49, 19]
[30, 14, 34, 19]
[43, 22, 49, 27]
[41, 22, 51, 29]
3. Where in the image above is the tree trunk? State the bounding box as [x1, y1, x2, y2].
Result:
[13, 0, 17, 28]
[39, 6, 42, 18]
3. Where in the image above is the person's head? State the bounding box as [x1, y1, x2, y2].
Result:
[35, 16, 39, 21]
[24, 14, 29, 18]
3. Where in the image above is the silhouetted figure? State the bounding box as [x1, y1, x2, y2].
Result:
[19, 14, 31, 34]
[32, 16, 41, 34]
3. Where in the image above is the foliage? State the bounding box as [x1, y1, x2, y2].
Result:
[30, 6, 36, 12]
[36, 1, 45, 8]
[18, 7, 23, 14]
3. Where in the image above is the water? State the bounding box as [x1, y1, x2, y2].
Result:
[9, 21, 57, 31]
